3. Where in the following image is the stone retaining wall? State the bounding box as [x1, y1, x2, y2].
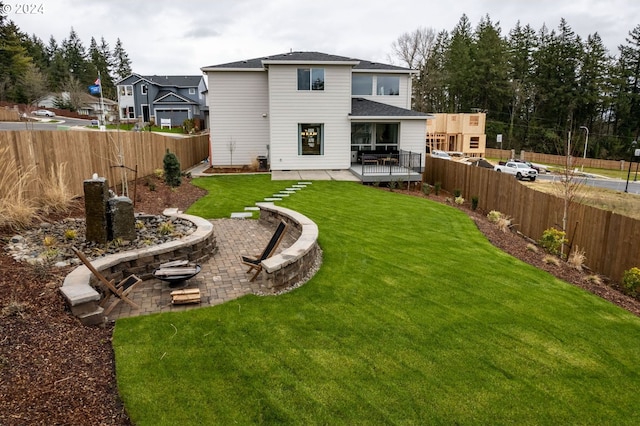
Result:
[60, 213, 216, 325]
[255, 203, 321, 292]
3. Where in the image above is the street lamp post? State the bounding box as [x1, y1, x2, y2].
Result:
[580, 126, 589, 172]
[625, 140, 638, 193]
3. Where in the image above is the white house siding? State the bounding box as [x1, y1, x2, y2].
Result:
[352, 72, 413, 110]
[207, 71, 269, 166]
[268, 64, 352, 170]
[399, 119, 427, 167]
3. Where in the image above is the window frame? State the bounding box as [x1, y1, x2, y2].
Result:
[299, 123, 324, 155]
[297, 68, 325, 91]
[376, 76, 400, 96]
[352, 75, 373, 96]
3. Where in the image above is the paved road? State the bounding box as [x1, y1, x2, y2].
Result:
[0, 116, 94, 131]
[537, 173, 640, 195]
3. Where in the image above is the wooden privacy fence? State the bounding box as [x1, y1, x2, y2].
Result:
[423, 157, 640, 283]
[486, 148, 626, 171]
[1, 130, 209, 199]
[0, 107, 20, 122]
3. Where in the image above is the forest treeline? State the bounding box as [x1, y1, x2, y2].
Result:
[391, 15, 640, 159]
[0, 3, 131, 109]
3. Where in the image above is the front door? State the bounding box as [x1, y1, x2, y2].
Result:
[142, 105, 150, 123]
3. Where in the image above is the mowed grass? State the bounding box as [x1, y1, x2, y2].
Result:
[114, 176, 640, 425]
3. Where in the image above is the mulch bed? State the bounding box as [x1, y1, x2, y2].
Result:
[1, 178, 638, 425]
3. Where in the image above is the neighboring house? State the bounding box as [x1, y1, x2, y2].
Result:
[37, 92, 118, 121]
[201, 51, 430, 172]
[426, 113, 487, 157]
[115, 74, 207, 127]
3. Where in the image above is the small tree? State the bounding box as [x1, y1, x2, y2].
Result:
[163, 149, 181, 187]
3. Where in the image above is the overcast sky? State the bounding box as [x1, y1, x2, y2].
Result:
[8, 0, 640, 77]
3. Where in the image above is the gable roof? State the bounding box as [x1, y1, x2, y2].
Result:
[154, 90, 197, 104]
[116, 73, 203, 87]
[202, 51, 410, 72]
[350, 98, 431, 119]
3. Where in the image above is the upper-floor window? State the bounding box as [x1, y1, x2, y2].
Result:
[352, 75, 372, 95]
[189, 88, 196, 95]
[141, 85, 148, 95]
[377, 76, 399, 95]
[119, 85, 133, 96]
[469, 115, 479, 126]
[298, 68, 324, 91]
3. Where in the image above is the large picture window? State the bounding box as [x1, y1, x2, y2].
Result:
[352, 75, 372, 95]
[299, 124, 323, 155]
[376, 76, 399, 95]
[298, 68, 324, 91]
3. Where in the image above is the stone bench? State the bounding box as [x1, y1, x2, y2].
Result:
[254, 203, 321, 292]
[60, 213, 216, 325]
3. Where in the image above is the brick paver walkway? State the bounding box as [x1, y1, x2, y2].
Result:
[107, 218, 296, 320]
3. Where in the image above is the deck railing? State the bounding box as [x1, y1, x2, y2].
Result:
[359, 150, 422, 176]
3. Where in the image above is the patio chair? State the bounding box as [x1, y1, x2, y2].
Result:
[71, 247, 142, 315]
[241, 220, 288, 281]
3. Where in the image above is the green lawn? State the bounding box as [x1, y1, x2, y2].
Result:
[114, 176, 640, 425]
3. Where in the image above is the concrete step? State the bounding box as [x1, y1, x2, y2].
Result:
[77, 306, 105, 326]
[298, 182, 313, 185]
[275, 193, 289, 197]
[244, 206, 260, 211]
[231, 212, 253, 219]
[264, 197, 282, 201]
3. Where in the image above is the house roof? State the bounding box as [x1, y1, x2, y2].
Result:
[116, 73, 203, 87]
[154, 90, 197, 104]
[202, 51, 410, 72]
[350, 98, 430, 119]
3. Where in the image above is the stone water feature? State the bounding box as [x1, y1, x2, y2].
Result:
[84, 174, 135, 243]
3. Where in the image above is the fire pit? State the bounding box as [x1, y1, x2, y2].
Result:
[153, 261, 202, 287]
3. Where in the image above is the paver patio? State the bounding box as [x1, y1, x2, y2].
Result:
[106, 218, 297, 320]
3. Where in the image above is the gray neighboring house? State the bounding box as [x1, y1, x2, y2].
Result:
[115, 73, 207, 127]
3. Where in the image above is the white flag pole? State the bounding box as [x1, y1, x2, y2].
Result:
[98, 71, 106, 126]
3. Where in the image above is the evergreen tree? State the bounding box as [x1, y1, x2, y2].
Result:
[470, 15, 510, 114]
[0, 20, 33, 102]
[113, 38, 132, 81]
[614, 24, 640, 143]
[422, 30, 450, 112]
[445, 14, 474, 112]
[506, 22, 538, 150]
[62, 27, 91, 85]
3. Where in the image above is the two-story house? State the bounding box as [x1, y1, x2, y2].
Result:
[115, 74, 207, 128]
[201, 51, 429, 173]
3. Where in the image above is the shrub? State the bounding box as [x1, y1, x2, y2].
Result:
[568, 246, 586, 271]
[622, 267, 640, 296]
[158, 221, 175, 235]
[543, 255, 560, 266]
[163, 150, 182, 187]
[487, 210, 502, 223]
[388, 180, 398, 191]
[471, 196, 479, 211]
[38, 162, 73, 214]
[434, 181, 441, 195]
[153, 169, 164, 179]
[43, 236, 56, 247]
[584, 275, 602, 285]
[539, 228, 568, 256]
[454, 196, 465, 205]
[453, 189, 462, 198]
[64, 229, 77, 240]
[526, 243, 539, 253]
[0, 146, 39, 229]
[421, 183, 432, 196]
[496, 216, 512, 233]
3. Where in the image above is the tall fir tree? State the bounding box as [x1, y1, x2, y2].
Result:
[112, 38, 132, 81]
